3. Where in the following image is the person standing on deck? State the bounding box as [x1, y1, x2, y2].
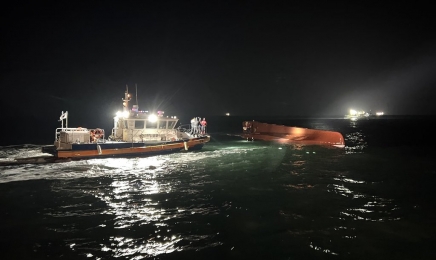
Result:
[191, 117, 196, 134]
[200, 118, 207, 134]
[196, 117, 201, 135]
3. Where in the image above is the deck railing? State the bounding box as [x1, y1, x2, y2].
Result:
[178, 124, 207, 135]
[55, 128, 105, 143]
[55, 127, 89, 141]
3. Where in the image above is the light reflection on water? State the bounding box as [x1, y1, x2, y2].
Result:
[345, 131, 367, 154]
[104, 235, 183, 258]
[0, 123, 434, 259]
[64, 147, 260, 258]
[328, 175, 400, 220]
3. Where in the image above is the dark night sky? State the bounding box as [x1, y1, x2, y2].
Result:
[2, 0, 436, 125]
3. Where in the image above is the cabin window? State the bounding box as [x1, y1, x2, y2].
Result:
[135, 120, 145, 129]
[158, 121, 167, 129]
[146, 121, 157, 129]
[168, 121, 176, 129]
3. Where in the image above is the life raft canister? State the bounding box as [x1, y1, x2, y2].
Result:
[94, 128, 103, 139]
[90, 129, 95, 142]
[90, 128, 104, 142]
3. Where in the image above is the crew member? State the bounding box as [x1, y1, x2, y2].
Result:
[196, 117, 201, 134]
[191, 117, 196, 134]
[200, 118, 207, 134]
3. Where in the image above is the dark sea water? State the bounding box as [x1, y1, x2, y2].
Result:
[1, 116, 436, 260]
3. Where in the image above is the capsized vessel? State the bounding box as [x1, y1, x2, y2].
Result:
[242, 121, 345, 148]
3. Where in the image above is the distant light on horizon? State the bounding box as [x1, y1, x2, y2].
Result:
[376, 112, 384, 116]
[226, 113, 230, 116]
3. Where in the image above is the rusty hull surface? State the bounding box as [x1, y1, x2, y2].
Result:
[242, 121, 345, 148]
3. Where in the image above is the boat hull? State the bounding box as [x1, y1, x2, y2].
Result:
[42, 136, 210, 159]
[242, 121, 345, 148]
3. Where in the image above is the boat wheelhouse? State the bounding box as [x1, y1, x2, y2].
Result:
[110, 110, 181, 143]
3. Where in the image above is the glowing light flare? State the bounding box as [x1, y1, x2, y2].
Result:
[148, 114, 158, 122]
[115, 111, 129, 118]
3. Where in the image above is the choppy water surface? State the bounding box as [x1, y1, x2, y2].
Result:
[1, 117, 436, 259]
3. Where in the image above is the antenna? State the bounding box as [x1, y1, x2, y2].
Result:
[135, 83, 138, 106]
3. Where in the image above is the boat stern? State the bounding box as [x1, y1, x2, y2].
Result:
[41, 145, 57, 156]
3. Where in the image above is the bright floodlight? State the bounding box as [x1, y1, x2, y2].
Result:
[148, 114, 158, 122]
[116, 111, 129, 118]
[350, 109, 357, 115]
[226, 113, 230, 116]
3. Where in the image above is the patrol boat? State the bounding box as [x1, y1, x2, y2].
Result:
[41, 88, 210, 160]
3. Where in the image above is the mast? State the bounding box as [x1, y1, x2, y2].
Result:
[123, 84, 131, 112]
[59, 111, 68, 129]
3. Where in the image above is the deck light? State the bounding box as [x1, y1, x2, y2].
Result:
[148, 114, 158, 122]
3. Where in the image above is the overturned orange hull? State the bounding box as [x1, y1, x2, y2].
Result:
[242, 121, 345, 148]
